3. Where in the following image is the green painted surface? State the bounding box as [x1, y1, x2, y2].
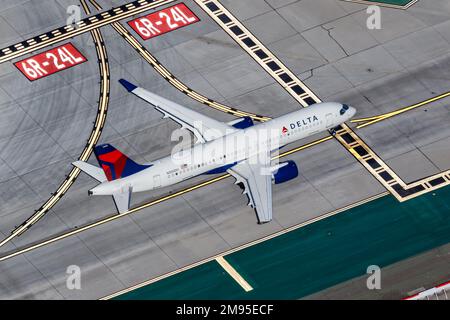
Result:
[363, 0, 414, 6]
[116, 185, 450, 300]
[117, 260, 244, 300]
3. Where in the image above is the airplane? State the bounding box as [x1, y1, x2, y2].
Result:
[73, 79, 356, 224]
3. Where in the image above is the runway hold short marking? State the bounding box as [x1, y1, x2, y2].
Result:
[14, 43, 87, 81]
[128, 3, 199, 40]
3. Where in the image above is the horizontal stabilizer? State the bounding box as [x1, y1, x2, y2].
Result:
[73, 161, 107, 182]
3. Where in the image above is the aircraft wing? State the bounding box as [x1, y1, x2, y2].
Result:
[119, 79, 234, 143]
[227, 151, 273, 223]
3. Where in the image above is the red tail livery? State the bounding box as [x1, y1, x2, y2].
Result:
[94, 144, 150, 181]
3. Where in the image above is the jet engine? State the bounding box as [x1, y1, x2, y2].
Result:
[227, 116, 254, 129]
[271, 161, 299, 184]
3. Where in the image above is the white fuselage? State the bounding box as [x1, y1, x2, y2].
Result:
[90, 102, 355, 196]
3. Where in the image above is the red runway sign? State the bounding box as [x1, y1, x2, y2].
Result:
[128, 3, 200, 40]
[15, 43, 87, 81]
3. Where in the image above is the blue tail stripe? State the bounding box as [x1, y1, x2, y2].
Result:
[94, 144, 116, 155]
[118, 79, 138, 92]
[94, 144, 151, 180]
[122, 158, 151, 177]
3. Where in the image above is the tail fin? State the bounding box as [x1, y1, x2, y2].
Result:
[94, 144, 151, 181]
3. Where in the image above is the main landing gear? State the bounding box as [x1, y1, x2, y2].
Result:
[329, 127, 337, 136]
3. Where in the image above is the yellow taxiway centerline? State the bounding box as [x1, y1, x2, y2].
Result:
[2, 0, 449, 258]
[0, 0, 112, 245]
[195, 0, 450, 202]
[0, 137, 331, 263]
[100, 192, 387, 300]
[351, 90, 450, 128]
[87, 0, 270, 122]
[2, 0, 449, 298]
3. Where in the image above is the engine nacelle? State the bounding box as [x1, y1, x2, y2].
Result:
[271, 161, 299, 184]
[227, 116, 254, 129]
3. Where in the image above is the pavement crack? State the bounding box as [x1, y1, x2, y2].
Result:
[321, 25, 349, 57]
[301, 68, 314, 82]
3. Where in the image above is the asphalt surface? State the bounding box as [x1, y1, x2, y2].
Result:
[114, 183, 450, 299]
[305, 242, 450, 300]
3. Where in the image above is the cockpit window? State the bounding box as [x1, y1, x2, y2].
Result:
[340, 104, 349, 115]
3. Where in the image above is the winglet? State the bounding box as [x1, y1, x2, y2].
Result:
[118, 78, 138, 92]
